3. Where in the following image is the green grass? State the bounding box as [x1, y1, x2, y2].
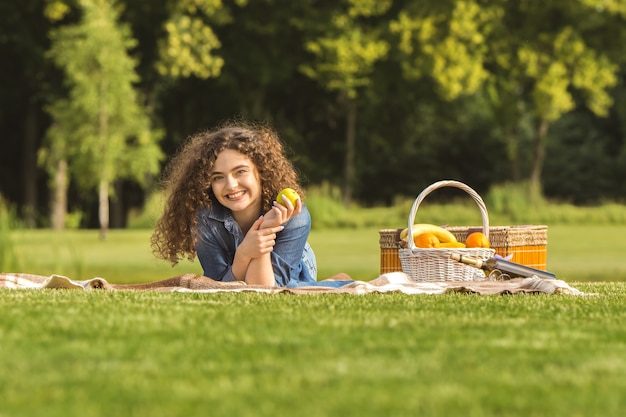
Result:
[4, 226, 626, 416]
[8, 225, 626, 283]
[0, 283, 624, 417]
[9, 229, 196, 283]
[547, 225, 626, 281]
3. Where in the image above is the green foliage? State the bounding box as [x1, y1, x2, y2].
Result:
[45, 0, 163, 189]
[390, 1, 500, 100]
[485, 181, 546, 221]
[542, 109, 624, 204]
[156, 8, 224, 78]
[308, 184, 626, 230]
[125, 181, 626, 237]
[519, 26, 618, 121]
[0, 198, 20, 272]
[155, 0, 252, 79]
[64, 210, 83, 229]
[44, 0, 71, 22]
[346, 0, 392, 17]
[578, 0, 626, 18]
[301, 28, 389, 98]
[0, 284, 624, 417]
[127, 191, 166, 229]
[300, 3, 390, 99]
[388, 0, 622, 203]
[306, 183, 405, 229]
[41, 0, 164, 234]
[305, 182, 349, 228]
[4, 0, 626, 226]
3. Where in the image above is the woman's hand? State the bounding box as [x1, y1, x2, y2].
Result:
[237, 216, 283, 260]
[260, 196, 302, 229]
[232, 216, 283, 285]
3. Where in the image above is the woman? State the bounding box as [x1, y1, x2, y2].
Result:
[151, 121, 352, 288]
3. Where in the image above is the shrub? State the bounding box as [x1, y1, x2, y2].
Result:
[0, 197, 20, 271]
[127, 192, 166, 229]
[125, 183, 626, 232]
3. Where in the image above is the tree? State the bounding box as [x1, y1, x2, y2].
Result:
[156, 0, 233, 80]
[390, 0, 620, 199]
[3, 0, 626, 224]
[300, 0, 390, 205]
[0, 0, 58, 227]
[42, 0, 163, 238]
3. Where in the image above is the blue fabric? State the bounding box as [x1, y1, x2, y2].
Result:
[195, 204, 327, 287]
[286, 279, 354, 288]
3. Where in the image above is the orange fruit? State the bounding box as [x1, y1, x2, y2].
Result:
[465, 232, 490, 248]
[414, 232, 440, 248]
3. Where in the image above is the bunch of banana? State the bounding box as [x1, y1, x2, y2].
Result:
[400, 224, 456, 242]
[400, 224, 466, 248]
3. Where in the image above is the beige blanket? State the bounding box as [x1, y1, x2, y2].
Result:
[0, 272, 584, 295]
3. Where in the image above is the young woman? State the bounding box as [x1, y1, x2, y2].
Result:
[151, 121, 353, 288]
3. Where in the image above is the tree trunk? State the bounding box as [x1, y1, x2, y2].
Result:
[343, 99, 357, 206]
[529, 119, 549, 201]
[99, 180, 109, 240]
[504, 128, 521, 182]
[51, 159, 68, 230]
[110, 181, 125, 228]
[22, 101, 38, 228]
[98, 76, 109, 240]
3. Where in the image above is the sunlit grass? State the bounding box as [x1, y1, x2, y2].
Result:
[8, 225, 626, 283]
[10, 229, 197, 283]
[0, 283, 624, 417]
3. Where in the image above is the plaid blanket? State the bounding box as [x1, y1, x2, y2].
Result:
[0, 272, 584, 295]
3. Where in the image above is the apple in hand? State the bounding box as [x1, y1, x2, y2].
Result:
[276, 187, 300, 207]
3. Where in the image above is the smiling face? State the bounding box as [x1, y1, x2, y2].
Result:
[210, 149, 262, 225]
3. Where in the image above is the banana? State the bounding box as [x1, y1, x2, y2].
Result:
[400, 224, 457, 244]
[437, 241, 466, 248]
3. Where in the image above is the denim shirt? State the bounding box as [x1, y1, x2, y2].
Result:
[195, 204, 318, 287]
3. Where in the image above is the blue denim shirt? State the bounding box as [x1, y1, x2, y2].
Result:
[195, 204, 318, 287]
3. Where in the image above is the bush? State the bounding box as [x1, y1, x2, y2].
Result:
[127, 192, 166, 229]
[305, 182, 354, 229]
[125, 183, 626, 232]
[0, 197, 20, 271]
[485, 181, 547, 222]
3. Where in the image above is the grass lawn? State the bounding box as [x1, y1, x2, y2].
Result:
[0, 282, 624, 417]
[8, 225, 626, 283]
[3, 227, 626, 416]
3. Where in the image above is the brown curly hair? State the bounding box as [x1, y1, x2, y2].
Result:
[151, 120, 305, 265]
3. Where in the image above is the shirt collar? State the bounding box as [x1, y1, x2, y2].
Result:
[207, 203, 230, 222]
[206, 203, 242, 236]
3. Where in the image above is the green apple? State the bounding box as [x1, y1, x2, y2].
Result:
[276, 187, 300, 207]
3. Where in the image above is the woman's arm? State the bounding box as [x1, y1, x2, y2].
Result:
[196, 226, 237, 281]
[268, 206, 312, 286]
[238, 199, 304, 286]
[237, 205, 311, 286]
[196, 214, 285, 285]
[244, 253, 275, 286]
[233, 216, 282, 285]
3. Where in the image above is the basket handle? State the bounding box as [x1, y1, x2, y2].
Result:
[407, 180, 490, 250]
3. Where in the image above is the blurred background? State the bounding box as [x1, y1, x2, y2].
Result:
[1, 0, 625, 235]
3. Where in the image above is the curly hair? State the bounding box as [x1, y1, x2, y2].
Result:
[151, 120, 304, 265]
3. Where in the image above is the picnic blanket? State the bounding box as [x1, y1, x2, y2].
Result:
[0, 272, 584, 295]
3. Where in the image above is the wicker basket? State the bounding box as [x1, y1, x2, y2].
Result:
[398, 180, 496, 282]
[446, 225, 548, 270]
[379, 182, 549, 276]
[379, 228, 404, 274]
[380, 225, 548, 274]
